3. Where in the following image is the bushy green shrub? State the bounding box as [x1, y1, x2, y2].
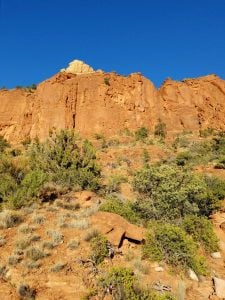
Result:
[99, 267, 175, 299]
[182, 215, 218, 252]
[133, 165, 221, 220]
[0, 130, 101, 208]
[135, 127, 148, 141]
[90, 234, 108, 264]
[100, 197, 140, 224]
[29, 130, 101, 191]
[143, 223, 207, 275]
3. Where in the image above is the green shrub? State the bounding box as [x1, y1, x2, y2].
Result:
[182, 215, 218, 252]
[100, 197, 140, 224]
[143, 223, 207, 275]
[135, 127, 148, 141]
[133, 164, 221, 220]
[176, 151, 192, 166]
[29, 131, 101, 191]
[99, 267, 175, 299]
[90, 234, 108, 264]
[154, 119, 167, 139]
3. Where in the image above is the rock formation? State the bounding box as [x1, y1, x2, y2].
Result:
[60, 60, 94, 74]
[0, 60, 225, 143]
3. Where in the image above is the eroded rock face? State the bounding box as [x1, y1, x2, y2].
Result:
[0, 69, 225, 143]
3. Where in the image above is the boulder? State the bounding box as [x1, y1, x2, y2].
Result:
[90, 211, 145, 247]
[213, 277, 225, 298]
[211, 252, 222, 259]
[187, 269, 198, 281]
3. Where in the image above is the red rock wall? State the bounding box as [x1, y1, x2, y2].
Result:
[0, 72, 225, 142]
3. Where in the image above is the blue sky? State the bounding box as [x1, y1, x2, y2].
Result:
[0, 0, 225, 88]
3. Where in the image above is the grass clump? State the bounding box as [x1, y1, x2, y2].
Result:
[90, 234, 108, 264]
[31, 214, 45, 224]
[50, 262, 66, 272]
[143, 223, 208, 275]
[84, 229, 99, 242]
[67, 239, 80, 250]
[17, 283, 36, 300]
[15, 237, 32, 250]
[26, 247, 46, 261]
[46, 230, 63, 246]
[18, 223, 34, 234]
[8, 255, 22, 266]
[182, 215, 219, 252]
[69, 219, 89, 229]
[0, 210, 22, 228]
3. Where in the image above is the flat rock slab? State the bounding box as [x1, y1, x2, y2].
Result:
[90, 211, 146, 247]
[213, 277, 225, 298]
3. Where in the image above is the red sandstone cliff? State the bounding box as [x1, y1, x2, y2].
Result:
[0, 61, 225, 142]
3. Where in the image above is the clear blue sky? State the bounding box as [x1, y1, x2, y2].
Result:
[0, 0, 225, 88]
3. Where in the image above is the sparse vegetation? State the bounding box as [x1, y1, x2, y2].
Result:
[154, 119, 167, 140]
[0, 210, 22, 228]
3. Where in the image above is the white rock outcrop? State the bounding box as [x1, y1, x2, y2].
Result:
[61, 60, 94, 74]
[213, 277, 225, 298]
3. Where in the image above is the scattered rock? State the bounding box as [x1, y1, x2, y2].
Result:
[187, 269, 198, 281]
[213, 277, 225, 298]
[155, 266, 164, 272]
[211, 252, 222, 259]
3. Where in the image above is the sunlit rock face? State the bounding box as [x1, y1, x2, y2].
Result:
[60, 60, 94, 74]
